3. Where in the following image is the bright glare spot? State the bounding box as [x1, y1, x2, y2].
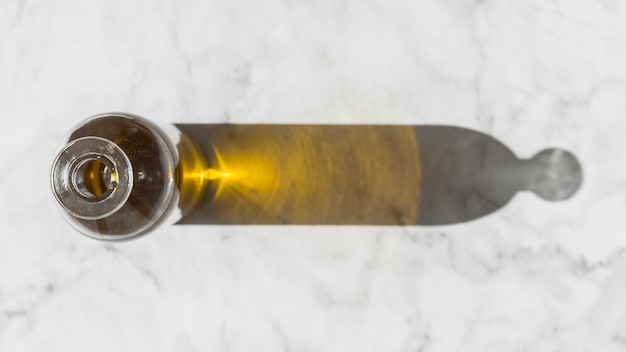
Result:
[203, 168, 231, 180]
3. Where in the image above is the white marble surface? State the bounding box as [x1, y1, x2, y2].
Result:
[1, 0, 625, 350]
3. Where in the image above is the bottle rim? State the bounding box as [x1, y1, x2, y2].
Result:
[50, 136, 134, 220]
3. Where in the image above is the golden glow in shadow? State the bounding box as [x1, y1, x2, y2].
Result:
[177, 125, 422, 225]
[176, 134, 209, 215]
[204, 169, 230, 180]
[202, 149, 233, 200]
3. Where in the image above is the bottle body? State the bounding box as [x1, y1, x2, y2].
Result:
[50, 113, 206, 241]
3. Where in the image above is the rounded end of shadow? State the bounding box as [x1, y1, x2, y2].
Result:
[526, 148, 583, 202]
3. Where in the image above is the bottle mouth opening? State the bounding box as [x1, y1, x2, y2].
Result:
[51, 136, 133, 220]
[69, 154, 118, 200]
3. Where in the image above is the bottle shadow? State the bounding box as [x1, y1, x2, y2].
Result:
[175, 125, 583, 226]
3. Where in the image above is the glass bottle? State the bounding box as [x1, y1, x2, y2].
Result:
[50, 112, 207, 241]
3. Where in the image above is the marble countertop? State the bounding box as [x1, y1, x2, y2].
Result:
[1, 0, 625, 350]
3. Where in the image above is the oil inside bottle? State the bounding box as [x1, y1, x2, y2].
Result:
[78, 159, 116, 198]
[51, 113, 206, 240]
